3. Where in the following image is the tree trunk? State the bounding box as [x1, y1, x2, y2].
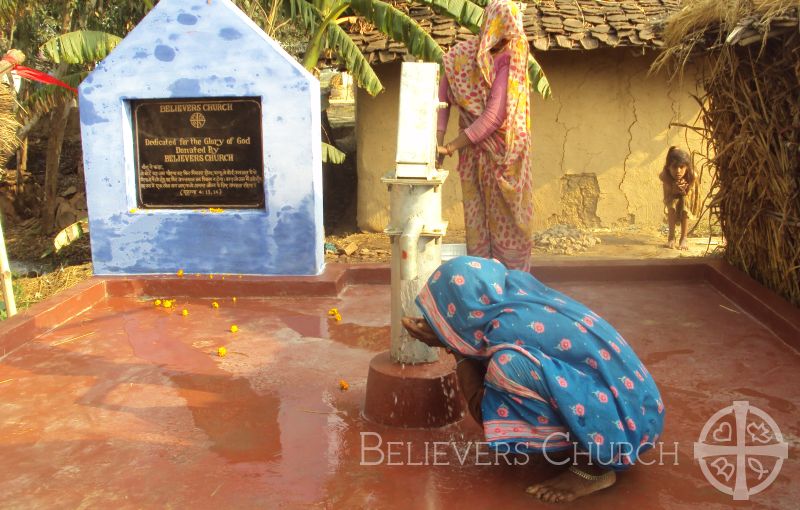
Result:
[15, 137, 27, 196]
[41, 99, 74, 233]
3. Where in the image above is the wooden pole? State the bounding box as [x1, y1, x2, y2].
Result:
[0, 215, 16, 317]
[16, 137, 27, 195]
[0, 50, 25, 318]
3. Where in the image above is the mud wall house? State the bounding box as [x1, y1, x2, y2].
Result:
[348, 0, 709, 233]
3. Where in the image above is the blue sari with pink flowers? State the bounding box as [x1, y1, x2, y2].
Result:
[416, 256, 664, 470]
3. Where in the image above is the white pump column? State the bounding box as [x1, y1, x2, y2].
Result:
[383, 62, 449, 364]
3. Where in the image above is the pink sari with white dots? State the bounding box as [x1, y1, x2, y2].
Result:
[442, 0, 534, 270]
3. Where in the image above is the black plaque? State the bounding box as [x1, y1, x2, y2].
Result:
[132, 97, 265, 209]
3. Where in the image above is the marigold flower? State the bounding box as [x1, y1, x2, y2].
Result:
[129, 208, 137, 214]
[182, 309, 189, 316]
[339, 379, 349, 391]
[327, 308, 339, 316]
[177, 269, 184, 277]
[209, 208, 224, 213]
[212, 301, 219, 309]
[232, 297, 237, 303]
[217, 346, 227, 357]
[334, 313, 342, 322]
[230, 325, 239, 333]
[163, 300, 174, 309]
[154, 299, 162, 306]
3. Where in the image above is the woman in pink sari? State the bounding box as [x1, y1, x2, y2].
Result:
[438, 0, 535, 271]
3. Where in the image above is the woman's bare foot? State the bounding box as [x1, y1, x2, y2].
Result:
[665, 238, 676, 249]
[525, 467, 616, 504]
[678, 238, 689, 250]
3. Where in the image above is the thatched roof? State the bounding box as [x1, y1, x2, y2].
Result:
[662, 0, 799, 46]
[655, 0, 800, 72]
[653, 0, 800, 306]
[341, 0, 681, 66]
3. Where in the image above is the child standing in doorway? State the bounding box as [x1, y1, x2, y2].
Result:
[660, 147, 696, 250]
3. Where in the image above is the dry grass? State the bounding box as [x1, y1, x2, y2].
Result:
[14, 263, 93, 310]
[654, 0, 800, 76]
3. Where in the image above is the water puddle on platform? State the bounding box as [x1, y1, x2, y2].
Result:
[280, 314, 390, 351]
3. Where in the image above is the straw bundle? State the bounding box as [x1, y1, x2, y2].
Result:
[0, 83, 20, 161]
[0, 50, 22, 162]
[654, 0, 800, 75]
[657, 1, 800, 305]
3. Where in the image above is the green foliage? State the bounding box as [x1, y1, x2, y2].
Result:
[414, 0, 483, 33]
[23, 71, 86, 117]
[288, 0, 322, 33]
[293, 0, 446, 98]
[0, 279, 23, 321]
[40, 30, 121, 64]
[40, 218, 88, 258]
[527, 55, 550, 99]
[416, 0, 551, 99]
[324, 21, 383, 95]
[350, 0, 444, 64]
[0, 0, 19, 21]
[322, 141, 346, 163]
[2, 1, 151, 123]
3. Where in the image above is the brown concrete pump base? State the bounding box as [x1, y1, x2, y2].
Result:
[363, 351, 467, 428]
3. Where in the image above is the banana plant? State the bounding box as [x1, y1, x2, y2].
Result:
[413, 0, 551, 98]
[294, 0, 550, 100]
[287, 0, 447, 162]
[292, 0, 444, 97]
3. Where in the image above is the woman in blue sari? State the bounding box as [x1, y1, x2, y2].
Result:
[402, 256, 664, 503]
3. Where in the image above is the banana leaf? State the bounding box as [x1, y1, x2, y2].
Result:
[323, 141, 346, 163]
[41, 30, 121, 65]
[349, 0, 444, 63]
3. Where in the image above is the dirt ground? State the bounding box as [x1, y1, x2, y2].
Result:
[1, 103, 723, 317]
[3, 223, 722, 316]
[324, 229, 723, 264]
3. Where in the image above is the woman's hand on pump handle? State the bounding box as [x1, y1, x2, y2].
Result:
[436, 144, 453, 167]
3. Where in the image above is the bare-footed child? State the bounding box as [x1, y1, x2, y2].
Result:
[660, 147, 696, 250]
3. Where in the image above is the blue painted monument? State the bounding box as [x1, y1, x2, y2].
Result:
[79, 0, 324, 275]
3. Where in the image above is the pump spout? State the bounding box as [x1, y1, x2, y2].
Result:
[399, 217, 423, 280]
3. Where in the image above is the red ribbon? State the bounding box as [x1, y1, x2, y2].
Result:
[2, 55, 77, 94]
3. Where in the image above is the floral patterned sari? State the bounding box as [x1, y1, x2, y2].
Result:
[416, 256, 665, 469]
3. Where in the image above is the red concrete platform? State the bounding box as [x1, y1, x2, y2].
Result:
[0, 260, 798, 508]
[363, 351, 467, 428]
